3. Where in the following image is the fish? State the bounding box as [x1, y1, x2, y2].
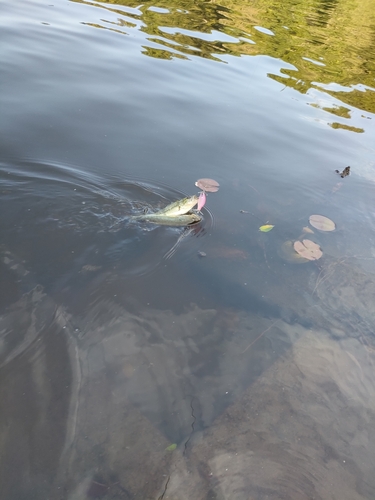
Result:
[130, 213, 201, 226]
[154, 195, 199, 216]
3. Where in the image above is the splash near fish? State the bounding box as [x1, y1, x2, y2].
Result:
[130, 195, 201, 226]
[130, 178, 219, 227]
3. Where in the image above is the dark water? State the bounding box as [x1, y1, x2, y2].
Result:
[1, 0, 375, 498]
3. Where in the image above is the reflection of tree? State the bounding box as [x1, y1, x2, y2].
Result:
[329, 122, 364, 133]
[72, 0, 375, 113]
[307, 0, 339, 28]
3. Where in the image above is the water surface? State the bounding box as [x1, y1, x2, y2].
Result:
[1, 0, 375, 498]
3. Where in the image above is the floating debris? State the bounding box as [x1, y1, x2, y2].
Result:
[335, 166, 350, 178]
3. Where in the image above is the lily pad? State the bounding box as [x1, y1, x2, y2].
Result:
[309, 215, 335, 232]
[195, 178, 220, 192]
[293, 239, 322, 261]
[278, 240, 310, 264]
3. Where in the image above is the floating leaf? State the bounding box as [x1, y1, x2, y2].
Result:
[279, 241, 309, 263]
[309, 215, 335, 232]
[195, 178, 220, 192]
[259, 224, 274, 232]
[293, 239, 322, 261]
[302, 226, 314, 234]
[165, 443, 177, 452]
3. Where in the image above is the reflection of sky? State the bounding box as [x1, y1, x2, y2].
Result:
[159, 26, 240, 44]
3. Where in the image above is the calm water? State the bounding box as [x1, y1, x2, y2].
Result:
[1, 0, 375, 498]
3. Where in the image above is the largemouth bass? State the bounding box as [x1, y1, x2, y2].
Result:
[154, 195, 198, 216]
[131, 213, 201, 226]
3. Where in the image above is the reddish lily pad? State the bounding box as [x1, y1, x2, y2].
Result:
[279, 241, 309, 263]
[293, 239, 322, 261]
[309, 214, 335, 232]
[195, 178, 220, 192]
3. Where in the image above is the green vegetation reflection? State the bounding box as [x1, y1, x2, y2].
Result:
[72, 0, 375, 113]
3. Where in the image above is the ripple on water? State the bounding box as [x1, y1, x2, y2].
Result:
[0, 159, 213, 286]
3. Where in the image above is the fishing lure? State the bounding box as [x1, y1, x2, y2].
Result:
[197, 191, 206, 211]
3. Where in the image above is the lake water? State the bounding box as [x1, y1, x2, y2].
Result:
[1, 0, 375, 498]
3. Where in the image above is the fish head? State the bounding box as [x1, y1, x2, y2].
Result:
[161, 195, 199, 216]
[188, 213, 202, 224]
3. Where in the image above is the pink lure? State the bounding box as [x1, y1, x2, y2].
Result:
[197, 191, 206, 211]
